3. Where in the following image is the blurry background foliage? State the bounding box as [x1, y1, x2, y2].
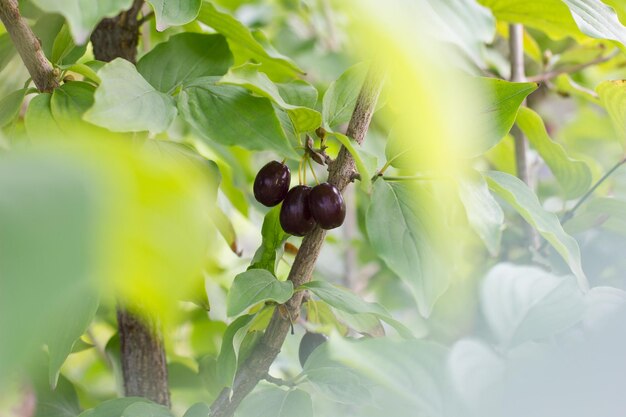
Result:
[2, 0, 626, 416]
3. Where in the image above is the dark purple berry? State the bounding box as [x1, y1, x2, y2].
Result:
[308, 183, 346, 230]
[253, 161, 291, 207]
[280, 185, 316, 236]
[299, 331, 327, 367]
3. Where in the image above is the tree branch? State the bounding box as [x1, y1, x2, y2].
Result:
[527, 49, 619, 83]
[509, 23, 529, 185]
[0, 0, 58, 92]
[209, 64, 385, 417]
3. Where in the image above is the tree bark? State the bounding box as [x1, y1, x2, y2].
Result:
[90, 0, 144, 63]
[209, 63, 385, 417]
[89, 0, 171, 407]
[0, 0, 58, 92]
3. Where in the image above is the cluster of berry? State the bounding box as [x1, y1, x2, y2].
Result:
[253, 161, 346, 236]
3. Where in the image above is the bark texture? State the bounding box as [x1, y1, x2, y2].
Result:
[210, 63, 385, 417]
[0, 0, 58, 92]
[90, 0, 144, 63]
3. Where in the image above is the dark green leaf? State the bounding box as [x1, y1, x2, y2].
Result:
[226, 269, 293, 317]
[249, 206, 290, 274]
[322, 63, 367, 130]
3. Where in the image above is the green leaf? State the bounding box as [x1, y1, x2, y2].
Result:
[562, 0, 626, 47]
[216, 314, 254, 388]
[366, 180, 450, 317]
[137, 33, 233, 93]
[478, 77, 538, 154]
[84, 58, 177, 133]
[485, 171, 587, 288]
[30, 0, 134, 44]
[78, 398, 150, 417]
[0, 89, 27, 128]
[51, 24, 82, 64]
[597, 80, 626, 151]
[276, 80, 318, 108]
[121, 402, 173, 417]
[0, 33, 16, 73]
[178, 77, 297, 158]
[0, 153, 98, 385]
[25, 93, 64, 140]
[516, 107, 592, 198]
[183, 403, 211, 417]
[219, 63, 321, 132]
[47, 283, 98, 388]
[456, 172, 504, 256]
[481, 263, 585, 348]
[327, 337, 448, 416]
[146, 0, 202, 31]
[235, 387, 313, 417]
[197, 2, 303, 76]
[249, 206, 289, 274]
[332, 132, 372, 192]
[300, 281, 413, 338]
[64, 63, 101, 84]
[226, 269, 293, 317]
[51, 82, 99, 135]
[33, 368, 82, 417]
[322, 63, 367, 130]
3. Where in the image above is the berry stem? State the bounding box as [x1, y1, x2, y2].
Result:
[307, 158, 320, 185]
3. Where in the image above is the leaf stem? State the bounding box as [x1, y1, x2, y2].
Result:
[527, 49, 619, 83]
[308, 157, 320, 185]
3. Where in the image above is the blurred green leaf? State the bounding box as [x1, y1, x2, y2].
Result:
[0, 88, 26, 128]
[226, 269, 293, 317]
[516, 107, 592, 198]
[276, 80, 318, 109]
[235, 387, 313, 417]
[485, 171, 587, 288]
[249, 206, 289, 274]
[322, 63, 367, 130]
[183, 403, 211, 417]
[219, 63, 321, 132]
[137, 33, 233, 93]
[0, 33, 16, 73]
[146, 0, 202, 31]
[120, 402, 173, 417]
[84, 58, 177, 133]
[33, 367, 82, 417]
[78, 398, 150, 417]
[456, 172, 504, 256]
[481, 263, 585, 348]
[300, 281, 412, 338]
[597, 80, 626, 151]
[178, 77, 297, 158]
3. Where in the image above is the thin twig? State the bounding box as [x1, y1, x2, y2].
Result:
[137, 10, 154, 26]
[509, 23, 529, 184]
[527, 49, 620, 83]
[209, 63, 385, 417]
[264, 374, 296, 388]
[0, 0, 58, 92]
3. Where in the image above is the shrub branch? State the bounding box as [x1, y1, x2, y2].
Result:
[0, 0, 58, 92]
[209, 64, 385, 417]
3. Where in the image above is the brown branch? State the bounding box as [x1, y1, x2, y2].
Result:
[508, 23, 529, 185]
[527, 49, 620, 83]
[90, 0, 144, 63]
[209, 64, 385, 417]
[0, 0, 58, 92]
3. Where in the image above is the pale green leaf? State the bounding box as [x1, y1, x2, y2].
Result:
[78, 397, 150, 417]
[219, 63, 321, 132]
[146, 0, 202, 31]
[178, 77, 298, 158]
[0, 89, 26, 128]
[516, 107, 592, 198]
[366, 180, 451, 317]
[456, 172, 504, 256]
[481, 263, 585, 348]
[226, 269, 293, 317]
[183, 403, 211, 417]
[322, 63, 367, 130]
[332, 132, 372, 192]
[137, 33, 233, 93]
[249, 206, 289, 274]
[597, 80, 626, 150]
[216, 314, 254, 388]
[84, 58, 177, 133]
[235, 387, 313, 417]
[485, 171, 587, 289]
[300, 280, 413, 338]
[121, 402, 173, 417]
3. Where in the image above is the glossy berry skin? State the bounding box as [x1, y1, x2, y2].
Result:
[308, 183, 346, 230]
[280, 185, 316, 236]
[299, 332, 327, 367]
[253, 161, 291, 207]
